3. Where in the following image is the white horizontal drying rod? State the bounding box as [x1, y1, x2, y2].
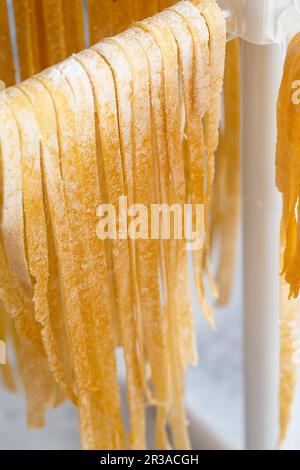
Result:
[218, 0, 300, 450]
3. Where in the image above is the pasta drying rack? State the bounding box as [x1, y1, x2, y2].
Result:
[196, 0, 300, 451]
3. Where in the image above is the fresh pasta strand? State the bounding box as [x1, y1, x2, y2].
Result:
[41, 0, 67, 67]
[0, 100, 34, 317]
[0, 302, 16, 391]
[277, 226, 298, 447]
[87, 0, 113, 45]
[0, 0, 15, 87]
[277, 33, 300, 298]
[61, 0, 85, 56]
[13, 0, 38, 80]
[110, 0, 134, 35]
[211, 38, 240, 306]
[133, 0, 158, 20]
[158, 0, 175, 8]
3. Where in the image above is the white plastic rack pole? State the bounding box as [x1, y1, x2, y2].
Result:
[242, 40, 283, 450]
[218, 0, 300, 450]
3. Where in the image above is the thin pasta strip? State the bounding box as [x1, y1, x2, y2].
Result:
[13, 0, 49, 78]
[62, 0, 85, 56]
[41, 0, 67, 67]
[110, 1, 134, 35]
[43, 188, 75, 403]
[212, 39, 240, 306]
[277, 33, 300, 297]
[158, 0, 175, 9]
[87, 0, 113, 45]
[30, 0, 48, 71]
[19, 337, 55, 428]
[276, 32, 300, 447]
[0, 101, 33, 311]
[0, 0, 15, 87]
[0, 302, 15, 391]
[13, 0, 37, 80]
[277, 228, 298, 447]
[133, 0, 158, 20]
[0, 216, 43, 359]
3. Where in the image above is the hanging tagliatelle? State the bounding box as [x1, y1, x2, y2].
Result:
[211, 38, 240, 306]
[277, 33, 300, 299]
[276, 32, 300, 447]
[0, 0, 15, 87]
[0, 0, 226, 450]
[4, 0, 178, 86]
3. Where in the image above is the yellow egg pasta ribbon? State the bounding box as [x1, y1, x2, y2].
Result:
[87, 0, 113, 45]
[0, 0, 15, 86]
[276, 32, 300, 447]
[13, 0, 39, 80]
[61, 0, 85, 56]
[0, 302, 16, 391]
[41, 0, 67, 66]
[211, 38, 240, 306]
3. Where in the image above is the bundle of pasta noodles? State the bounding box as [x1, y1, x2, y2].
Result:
[0, 0, 226, 449]
[276, 32, 300, 447]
